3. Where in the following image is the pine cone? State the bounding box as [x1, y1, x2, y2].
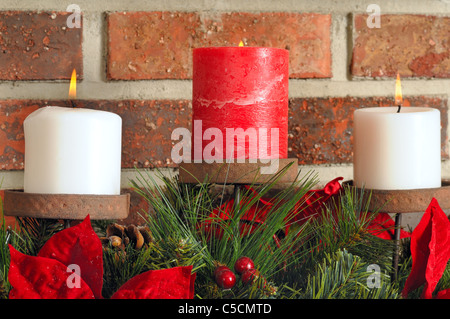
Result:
[100, 223, 153, 250]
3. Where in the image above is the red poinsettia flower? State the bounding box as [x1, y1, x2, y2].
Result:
[402, 198, 450, 299]
[8, 215, 196, 299]
[8, 245, 96, 299]
[111, 266, 196, 299]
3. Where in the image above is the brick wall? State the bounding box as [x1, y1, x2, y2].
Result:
[0, 0, 449, 227]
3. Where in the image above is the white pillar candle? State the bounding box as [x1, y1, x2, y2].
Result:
[353, 107, 441, 190]
[24, 106, 122, 195]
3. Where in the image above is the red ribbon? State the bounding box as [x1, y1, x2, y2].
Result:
[200, 177, 344, 241]
[366, 212, 411, 240]
[288, 177, 344, 233]
[201, 176, 415, 244]
[200, 185, 275, 240]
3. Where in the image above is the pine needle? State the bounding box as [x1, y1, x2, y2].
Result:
[130, 164, 319, 298]
[290, 249, 399, 299]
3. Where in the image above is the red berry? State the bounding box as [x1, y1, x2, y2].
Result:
[213, 265, 230, 278]
[234, 256, 255, 275]
[241, 268, 260, 285]
[215, 269, 236, 289]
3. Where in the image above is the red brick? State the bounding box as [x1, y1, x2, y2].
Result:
[288, 96, 448, 164]
[0, 11, 83, 81]
[79, 99, 191, 169]
[0, 190, 17, 228]
[107, 12, 199, 80]
[0, 99, 191, 170]
[201, 12, 332, 79]
[2, 216, 16, 229]
[351, 14, 450, 78]
[118, 188, 150, 226]
[106, 11, 331, 80]
[0, 101, 38, 170]
[0, 97, 446, 171]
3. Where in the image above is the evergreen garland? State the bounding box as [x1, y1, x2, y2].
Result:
[1, 167, 450, 299]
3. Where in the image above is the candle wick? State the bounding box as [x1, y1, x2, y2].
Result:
[70, 99, 76, 108]
[397, 105, 401, 113]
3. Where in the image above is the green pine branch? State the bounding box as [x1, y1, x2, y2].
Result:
[283, 249, 399, 299]
[0, 164, 419, 300]
[14, 217, 63, 256]
[130, 163, 320, 298]
[304, 185, 397, 272]
[101, 235, 204, 298]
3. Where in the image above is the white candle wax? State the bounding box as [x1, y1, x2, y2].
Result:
[24, 106, 122, 195]
[353, 107, 441, 190]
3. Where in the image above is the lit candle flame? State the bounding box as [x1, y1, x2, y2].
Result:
[238, 41, 244, 47]
[69, 69, 77, 100]
[395, 73, 402, 106]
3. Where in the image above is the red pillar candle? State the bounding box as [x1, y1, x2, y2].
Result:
[192, 46, 289, 163]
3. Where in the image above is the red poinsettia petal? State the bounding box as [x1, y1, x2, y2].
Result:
[8, 245, 94, 299]
[37, 215, 103, 299]
[111, 266, 196, 299]
[402, 198, 450, 299]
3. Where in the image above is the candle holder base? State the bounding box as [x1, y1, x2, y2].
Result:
[179, 159, 299, 227]
[178, 158, 298, 185]
[3, 190, 130, 221]
[342, 180, 450, 213]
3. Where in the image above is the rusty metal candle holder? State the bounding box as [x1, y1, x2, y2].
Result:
[179, 158, 299, 211]
[179, 158, 299, 185]
[3, 190, 130, 226]
[343, 179, 450, 280]
[343, 180, 450, 214]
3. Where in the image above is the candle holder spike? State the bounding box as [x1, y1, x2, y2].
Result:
[343, 179, 450, 281]
[179, 158, 299, 217]
[178, 158, 299, 185]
